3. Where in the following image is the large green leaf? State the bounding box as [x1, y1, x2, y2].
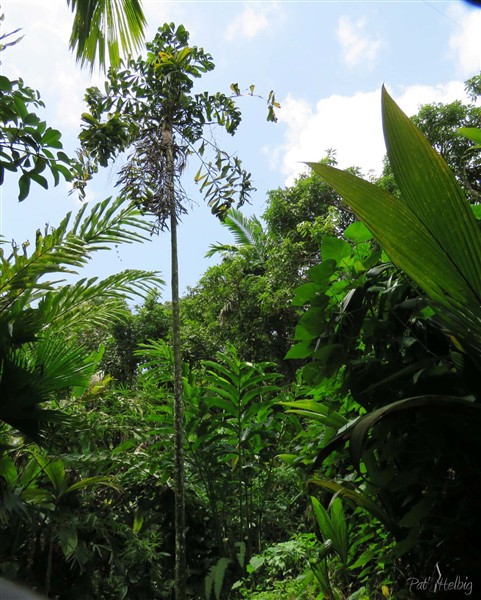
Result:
[315, 395, 481, 474]
[307, 167, 470, 313]
[381, 86, 481, 296]
[458, 127, 481, 147]
[308, 87, 481, 352]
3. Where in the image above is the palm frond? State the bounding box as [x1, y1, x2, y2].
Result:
[0, 196, 160, 440]
[71, 195, 152, 248]
[38, 270, 163, 334]
[206, 207, 266, 262]
[0, 196, 153, 310]
[0, 336, 100, 440]
[67, 0, 147, 72]
[224, 207, 264, 248]
[204, 243, 238, 258]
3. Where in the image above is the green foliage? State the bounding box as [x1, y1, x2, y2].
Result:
[236, 526, 394, 600]
[0, 437, 168, 599]
[67, 0, 147, 72]
[459, 126, 481, 146]
[0, 74, 72, 199]
[99, 292, 171, 385]
[0, 195, 161, 439]
[263, 163, 355, 265]
[133, 342, 295, 595]
[78, 23, 260, 222]
[311, 497, 348, 565]
[180, 252, 298, 372]
[237, 534, 319, 598]
[7, 15, 481, 599]
[295, 86, 481, 581]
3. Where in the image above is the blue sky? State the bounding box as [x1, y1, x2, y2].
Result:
[2, 1, 481, 302]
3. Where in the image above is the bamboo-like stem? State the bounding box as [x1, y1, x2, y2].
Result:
[164, 121, 187, 600]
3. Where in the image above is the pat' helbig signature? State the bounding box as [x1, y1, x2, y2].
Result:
[407, 563, 473, 596]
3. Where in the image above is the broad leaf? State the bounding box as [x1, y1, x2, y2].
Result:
[308, 87, 481, 354]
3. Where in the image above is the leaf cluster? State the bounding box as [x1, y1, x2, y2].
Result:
[78, 23, 263, 224]
[0, 75, 72, 200]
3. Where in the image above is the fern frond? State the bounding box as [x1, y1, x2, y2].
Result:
[204, 557, 231, 600]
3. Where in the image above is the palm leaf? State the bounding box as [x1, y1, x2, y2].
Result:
[0, 196, 153, 307]
[0, 335, 100, 440]
[381, 86, 481, 295]
[0, 196, 159, 440]
[67, 0, 147, 72]
[314, 395, 481, 474]
[308, 87, 481, 354]
[38, 270, 162, 334]
[205, 207, 266, 262]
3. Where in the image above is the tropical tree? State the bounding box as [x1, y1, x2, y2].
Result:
[263, 160, 355, 253]
[77, 22, 277, 599]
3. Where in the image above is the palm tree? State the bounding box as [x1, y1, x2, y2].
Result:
[76, 23, 273, 599]
[0, 196, 161, 441]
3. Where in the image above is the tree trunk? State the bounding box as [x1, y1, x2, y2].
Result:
[45, 526, 54, 597]
[164, 121, 187, 600]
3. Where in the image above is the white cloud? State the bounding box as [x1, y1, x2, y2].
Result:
[337, 15, 383, 69]
[55, 70, 94, 130]
[268, 81, 470, 186]
[448, 5, 481, 77]
[224, 2, 282, 42]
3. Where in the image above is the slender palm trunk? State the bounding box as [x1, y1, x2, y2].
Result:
[45, 526, 54, 597]
[164, 121, 186, 600]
